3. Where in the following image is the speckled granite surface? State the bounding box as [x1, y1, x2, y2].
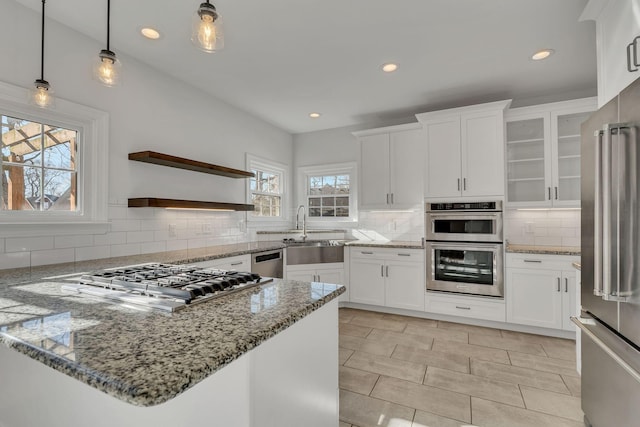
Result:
[345, 240, 424, 249]
[0, 243, 343, 407]
[506, 244, 581, 256]
[256, 229, 346, 234]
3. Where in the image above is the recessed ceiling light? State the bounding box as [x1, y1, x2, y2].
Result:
[531, 49, 554, 61]
[382, 63, 398, 73]
[140, 27, 161, 40]
[309, 112, 321, 118]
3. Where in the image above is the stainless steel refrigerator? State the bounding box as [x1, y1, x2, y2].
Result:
[577, 75, 640, 427]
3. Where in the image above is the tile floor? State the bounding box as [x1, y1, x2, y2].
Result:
[338, 308, 585, 427]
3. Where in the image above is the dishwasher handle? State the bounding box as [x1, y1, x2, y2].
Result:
[253, 251, 282, 263]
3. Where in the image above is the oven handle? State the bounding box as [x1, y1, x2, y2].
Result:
[424, 241, 503, 252]
[425, 212, 502, 220]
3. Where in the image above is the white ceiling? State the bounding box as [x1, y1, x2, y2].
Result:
[14, 0, 597, 134]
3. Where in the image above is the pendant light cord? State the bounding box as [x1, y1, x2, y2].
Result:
[106, 0, 110, 51]
[40, 0, 45, 81]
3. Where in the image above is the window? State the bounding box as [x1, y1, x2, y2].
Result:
[299, 162, 357, 222]
[246, 154, 288, 221]
[0, 81, 108, 237]
[1, 116, 78, 212]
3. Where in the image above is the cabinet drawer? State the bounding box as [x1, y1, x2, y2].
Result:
[426, 293, 506, 322]
[349, 247, 423, 261]
[191, 254, 250, 270]
[506, 253, 579, 271]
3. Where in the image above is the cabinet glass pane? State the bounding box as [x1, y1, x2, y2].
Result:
[557, 112, 589, 201]
[506, 118, 545, 203]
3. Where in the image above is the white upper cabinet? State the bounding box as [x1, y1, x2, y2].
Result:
[354, 124, 424, 210]
[581, 0, 640, 107]
[417, 100, 511, 199]
[505, 98, 596, 208]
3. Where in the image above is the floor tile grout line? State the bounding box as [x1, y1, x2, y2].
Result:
[418, 378, 528, 411]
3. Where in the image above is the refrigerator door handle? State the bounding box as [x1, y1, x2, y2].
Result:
[572, 317, 640, 385]
[594, 129, 604, 296]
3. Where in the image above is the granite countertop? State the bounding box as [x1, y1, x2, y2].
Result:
[256, 229, 346, 234]
[0, 243, 343, 407]
[345, 240, 424, 249]
[506, 244, 581, 256]
[573, 262, 581, 271]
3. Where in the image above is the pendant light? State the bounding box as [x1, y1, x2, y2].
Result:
[93, 0, 121, 86]
[191, 1, 224, 53]
[30, 0, 54, 108]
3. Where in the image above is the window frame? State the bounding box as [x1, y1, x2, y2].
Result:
[0, 81, 109, 237]
[246, 153, 289, 223]
[298, 162, 358, 223]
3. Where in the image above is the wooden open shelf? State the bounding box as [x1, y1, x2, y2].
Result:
[128, 151, 255, 179]
[128, 198, 255, 211]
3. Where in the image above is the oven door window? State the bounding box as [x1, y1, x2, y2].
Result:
[434, 248, 494, 285]
[433, 219, 494, 235]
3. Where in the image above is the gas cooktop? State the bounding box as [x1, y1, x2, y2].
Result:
[62, 263, 272, 312]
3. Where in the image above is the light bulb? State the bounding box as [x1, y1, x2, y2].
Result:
[30, 79, 54, 108]
[93, 50, 121, 87]
[191, 2, 224, 52]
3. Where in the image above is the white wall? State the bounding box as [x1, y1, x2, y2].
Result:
[0, 1, 293, 269]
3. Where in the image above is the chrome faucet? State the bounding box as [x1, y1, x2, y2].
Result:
[296, 205, 307, 241]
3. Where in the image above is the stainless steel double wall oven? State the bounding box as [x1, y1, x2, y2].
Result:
[425, 200, 504, 297]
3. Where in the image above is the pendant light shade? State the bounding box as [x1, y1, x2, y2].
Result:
[30, 0, 54, 108]
[94, 0, 121, 86]
[191, 1, 224, 53]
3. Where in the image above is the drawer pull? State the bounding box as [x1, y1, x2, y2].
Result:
[523, 259, 542, 263]
[230, 261, 243, 266]
[361, 251, 374, 255]
[398, 253, 411, 257]
[455, 306, 471, 310]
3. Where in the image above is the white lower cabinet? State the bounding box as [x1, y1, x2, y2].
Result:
[506, 253, 579, 331]
[425, 293, 506, 322]
[349, 248, 425, 311]
[285, 263, 344, 285]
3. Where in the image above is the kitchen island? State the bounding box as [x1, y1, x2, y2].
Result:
[0, 246, 344, 427]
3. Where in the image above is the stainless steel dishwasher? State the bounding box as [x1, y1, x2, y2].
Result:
[251, 249, 284, 278]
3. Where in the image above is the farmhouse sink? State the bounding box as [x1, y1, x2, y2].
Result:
[285, 240, 344, 265]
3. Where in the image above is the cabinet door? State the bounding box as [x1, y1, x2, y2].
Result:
[315, 268, 344, 286]
[286, 269, 316, 282]
[350, 258, 385, 306]
[551, 110, 591, 207]
[389, 129, 424, 208]
[561, 271, 578, 331]
[424, 118, 462, 198]
[506, 268, 563, 329]
[461, 110, 505, 197]
[360, 134, 390, 209]
[384, 260, 425, 311]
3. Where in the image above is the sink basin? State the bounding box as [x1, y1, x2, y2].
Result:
[286, 241, 344, 265]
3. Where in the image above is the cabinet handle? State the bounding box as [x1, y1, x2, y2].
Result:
[557, 277, 561, 292]
[555, 186, 559, 200]
[386, 265, 389, 277]
[391, 193, 394, 204]
[456, 306, 471, 310]
[381, 265, 384, 277]
[457, 178, 461, 191]
[523, 259, 542, 263]
[565, 277, 568, 293]
[361, 251, 374, 255]
[463, 178, 467, 191]
[317, 275, 321, 282]
[386, 193, 390, 204]
[548, 187, 551, 200]
[627, 37, 640, 72]
[398, 253, 411, 257]
[230, 261, 243, 266]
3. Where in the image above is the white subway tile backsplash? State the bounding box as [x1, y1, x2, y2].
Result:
[126, 231, 155, 244]
[534, 236, 563, 246]
[166, 239, 189, 251]
[75, 246, 111, 262]
[0, 238, 4, 253]
[93, 232, 127, 246]
[127, 208, 156, 220]
[140, 241, 167, 254]
[107, 205, 128, 220]
[54, 235, 94, 249]
[0, 252, 30, 269]
[110, 219, 141, 232]
[31, 248, 75, 266]
[5, 236, 54, 253]
[505, 210, 580, 248]
[562, 237, 581, 247]
[110, 243, 141, 257]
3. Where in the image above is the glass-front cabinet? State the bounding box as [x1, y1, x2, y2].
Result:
[505, 98, 596, 207]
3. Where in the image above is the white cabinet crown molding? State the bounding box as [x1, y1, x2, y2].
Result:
[579, 0, 611, 21]
[351, 122, 422, 137]
[506, 97, 598, 119]
[416, 99, 512, 123]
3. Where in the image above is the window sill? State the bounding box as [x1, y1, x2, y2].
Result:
[0, 222, 110, 238]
